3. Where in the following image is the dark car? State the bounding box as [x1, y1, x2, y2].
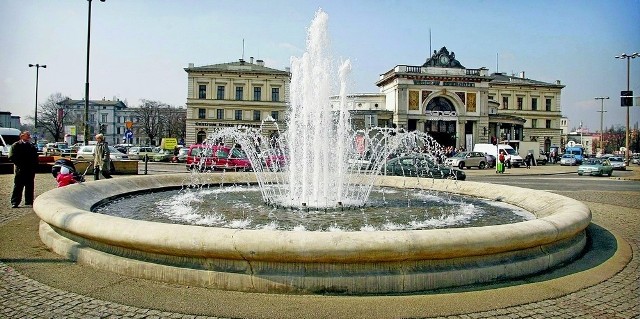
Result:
[382, 154, 466, 180]
[484, 153, 496, 168]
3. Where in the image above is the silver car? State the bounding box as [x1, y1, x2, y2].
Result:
[608, 156, 626, 170]
[444, 151, 488, 169]
[559, 154, 577, 166]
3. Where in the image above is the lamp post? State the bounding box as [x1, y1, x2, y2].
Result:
[595, 96, 609, 154]
[614, 52, 638, 166]
[28, 64, 46, 144]
[84, 0, 105, 145]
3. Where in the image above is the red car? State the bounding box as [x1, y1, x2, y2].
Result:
[186, 144, 251, 171]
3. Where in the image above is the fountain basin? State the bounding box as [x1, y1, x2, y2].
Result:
[34, 173, 591, 294]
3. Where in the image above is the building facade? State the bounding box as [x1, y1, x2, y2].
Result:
[57, 98, 128, 145]
[184, 58, 291, 144]
[0, 111, 21, 129]
[343, 47, 564, 153]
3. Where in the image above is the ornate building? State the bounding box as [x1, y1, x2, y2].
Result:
[184, 58, 291, 144]
[341, 47, 564, 153]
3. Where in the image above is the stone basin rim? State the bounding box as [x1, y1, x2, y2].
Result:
[33, 172, 592, 263]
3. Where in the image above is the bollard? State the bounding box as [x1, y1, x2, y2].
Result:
[144, 154, 148, 175]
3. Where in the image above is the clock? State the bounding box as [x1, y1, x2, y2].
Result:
[439, 55, 450, 65]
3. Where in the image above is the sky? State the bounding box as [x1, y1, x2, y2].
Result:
[1, 0, 639, 132]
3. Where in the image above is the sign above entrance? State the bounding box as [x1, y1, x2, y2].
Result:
[413, 80, 475, 87]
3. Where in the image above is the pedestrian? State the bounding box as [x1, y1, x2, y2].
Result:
[525, 152, 533, 169]
[8, 131, 39, 208]
[497, 150, 506, 173]
[93, 133, 112, 180]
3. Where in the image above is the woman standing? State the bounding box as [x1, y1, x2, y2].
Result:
[93, 133, 112, 180]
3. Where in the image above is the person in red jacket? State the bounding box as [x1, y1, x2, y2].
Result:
[56, 166, 76, 187]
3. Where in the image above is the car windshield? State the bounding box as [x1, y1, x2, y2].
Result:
[562, 154, 573, 158]
[453, 152, 467, 158]
[503, 148, 517, 155]
[584, 159, 602, 165]
[609, 157, 623, 162]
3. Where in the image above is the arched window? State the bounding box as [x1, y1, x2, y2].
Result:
[196, 130, 207, 144]
[425, 97, 456, 112]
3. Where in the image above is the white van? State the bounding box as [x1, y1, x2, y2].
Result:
[473, 143, 524, 168]
[0, 127, 21, 157]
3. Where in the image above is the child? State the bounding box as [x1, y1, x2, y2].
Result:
[56, 166, 76, 187]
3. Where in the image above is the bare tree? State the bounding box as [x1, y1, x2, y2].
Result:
[24, 93, 70, 142]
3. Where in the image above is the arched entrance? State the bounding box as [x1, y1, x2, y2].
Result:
[196, 130, 207, 144]
[424, 97, 458, 147]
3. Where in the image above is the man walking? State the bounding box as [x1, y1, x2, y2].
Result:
[9, 131, 39, 208]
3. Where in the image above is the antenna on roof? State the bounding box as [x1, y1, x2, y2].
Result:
[429, 28, 432, 57]
[242, 38, 245, 61]
[496, 53, 499, 73]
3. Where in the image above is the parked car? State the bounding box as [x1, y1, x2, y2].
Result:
[608, 156, 626, 170]
[186, 144, 251, 171]
[382, 154, 466, 180]
[170, 147, 189, 163]
[484, 153, 496, 168]
[577, 158, 613, 177]
[261, 149, 288, 171]
[127, 146, 155, 160]
[150, 148, 173, 162]
[559, 154, 577, 166]
[631, 154, 640, 165]
[444, 151, 488, 169]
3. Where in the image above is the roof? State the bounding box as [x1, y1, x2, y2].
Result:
[57, 98, 127, 108]
[489, 73, 564, 88]
[185, 60, 290, 76]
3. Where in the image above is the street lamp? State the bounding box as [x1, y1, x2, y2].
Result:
[594, 96, 609, 154]
[84, 0, 106, 145]
[614, 52, 638, 165]
[28, 63, 46, 144]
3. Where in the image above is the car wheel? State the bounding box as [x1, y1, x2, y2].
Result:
[479, 162, 486, 169]
[458, 162, 464, 169]
[607, 171, 612, 177]
[578, 172, 583, 176]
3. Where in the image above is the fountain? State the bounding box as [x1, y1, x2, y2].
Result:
[33, 9, 591, 294]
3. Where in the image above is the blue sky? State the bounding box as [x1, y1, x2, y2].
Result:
[1, 0, 639, 132]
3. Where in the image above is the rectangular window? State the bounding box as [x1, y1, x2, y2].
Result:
[531, 119, 537, 128]
[253, 110, 261, 121]
[253, 87, 262, 101]
[199, 85, 206, 99]
[235, 86, 243, 100]
[545, 98, 552, 111]
[272, 88, 280, 102]
[217, 86, 225, 100]
[235, 110, 243, 120]
[517, 97, 523, 110]
[531, 98, 538, 111]
[101, 113, 108, 123]
[117, 127, 121, 134]
[117, 116, 121, 123]
[502, 96, 509, 109]
[271, 111, 279, 121]
[546, 120, 551, 128]
[198, 108, 206, 119]
[216, 109, 224, 120]
[488, 95, 494, 101]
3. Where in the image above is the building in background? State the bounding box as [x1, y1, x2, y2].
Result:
[57, 98, 127, 145]
[184, 58, 291, 144]
[0, 111, 21, 129]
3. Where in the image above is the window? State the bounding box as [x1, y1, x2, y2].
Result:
[235, 86, 243, 100]
[545, 98, 552, 111]
[546, 120, 552, 128]
[101, 113, 108, 123]
[235, 110, 243, 120]
[517, 97, 523, 110]
[531, 98, 538, 111]
[531, 119, 537, 128]
[199, 85, 206, 99]
[90, 114, 95, 122]
[216, 109, 224, 120]
[117, 116, 121, 123]
[117, 127, 121, 134]
[253, 110, 261, 121]
[272, 88, 280, 102]
[198, 108, 206, 119]
[217, 86, 225, 100]
[253, 87, 262, 101]
[271, 111, 279, 121]
[488, 95, 494, 101]
[502, 96, 509, 109]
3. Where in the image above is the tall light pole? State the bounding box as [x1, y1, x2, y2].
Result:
[615, 52, 638, 166]
[28, 63, 46, 144]
[84, 0, 105, 145]
[595, 96, 609, 153]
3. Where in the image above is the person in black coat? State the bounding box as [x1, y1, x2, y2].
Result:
[8, 131, 39, 208]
